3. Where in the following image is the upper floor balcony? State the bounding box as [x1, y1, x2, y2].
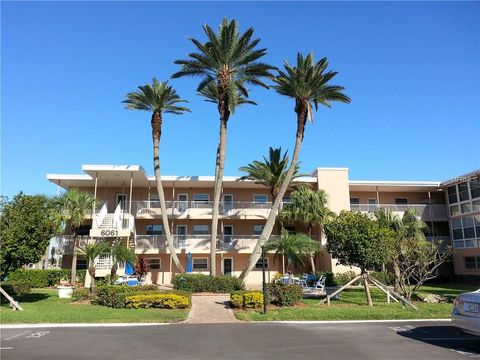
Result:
[134, 234, 281, 254]
[128, 200, 277, 220]
[350, 203, 449, 221]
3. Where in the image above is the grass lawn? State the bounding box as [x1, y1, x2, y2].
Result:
[235, 283, 479, 321]
[0, 289, 189, 324]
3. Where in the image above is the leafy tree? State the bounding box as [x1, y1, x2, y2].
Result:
[239, 147, 307, 203]
[280, 187, 331, 271]
[241, 53, 350, 280]
[134, 255, 150, 281]
[57, 189, 94, 284]
[109, 240, 137, 284]
[265, 230, 320, 273]
[324, 211, 393, 305]
[78, 241, 109, 292]
[0, 193, 61, 277]
[173, 18, 275, 276]
[123, 78, 189, 273]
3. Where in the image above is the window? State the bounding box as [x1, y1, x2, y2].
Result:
[147, 258, 161, 270]
[253, 225, 264, 235]
[458, 183, 470, 202]
[471, 181, 480, 199]
[145, 225, 163, 235]
[78, 225, 92, 236]
[367, 198, 377, 212]
[193, 194, 209, 202]
[350, 198, 360, 210]
[447, 186, 458, 204]
[282, 196, 291, 203]
[461, 203, 472, 214]
[255, 258, 268, 269]
[450, 205, 460, 216]
[452, 218, 463, 240]
[193, 258, 208, 270]
[76, 259, 87, 270]
[473, 199, 480, 212]
[254, 194, 268, 203]
[465, 257, 478, 269]
[193, 225, 209, 235]
[463, 217, 475, 239]
[395, 198, 408, 205]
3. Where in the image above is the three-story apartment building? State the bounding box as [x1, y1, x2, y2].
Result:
[46, 165, 479, 286]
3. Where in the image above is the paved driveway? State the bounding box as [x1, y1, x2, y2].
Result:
[1, 321, 478, 359]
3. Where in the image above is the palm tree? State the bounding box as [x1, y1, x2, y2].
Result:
[123, 78, 190, 273]
[240, 53, 350, 281]
[78, 241, 109, 292]
[109, 240, 137, 284]
[172, 18, 276, 276]
[280, 188, 331, 271]
[265, 230, 320, 274]
[239, 147, 307, 203]
[58, 189, 94, 284]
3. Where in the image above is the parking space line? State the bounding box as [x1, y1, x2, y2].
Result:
[3, 331, 30, 341]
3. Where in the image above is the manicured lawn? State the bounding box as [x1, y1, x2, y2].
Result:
[235, 283, 478, 321]
[0, 289, 189, 324]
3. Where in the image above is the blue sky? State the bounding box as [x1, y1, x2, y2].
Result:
[2, 1, 479, 197]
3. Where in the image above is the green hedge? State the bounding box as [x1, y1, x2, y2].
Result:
[125, 293, 190, 309]
[230, 291, 266, 309]
[314, 272, 335, 287]
[7, 269, 86, 288]
[269, 283, 303, 306]
[73, 287, 91, 301]
[370, 271, 394, 286]
[93, 285, 160, 308]
[173, 274, 244, 293]
[0, 281, 32, 297]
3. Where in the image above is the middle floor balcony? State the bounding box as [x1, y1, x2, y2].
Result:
[134, 234, 281, 254]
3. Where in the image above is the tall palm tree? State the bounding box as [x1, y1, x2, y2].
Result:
[58, 189, 94, 284]
[265, 230, 320, 274]
[240, 53, 350, 280]
[280, 188, 331, 271]
[172, 18, 275, 276]
[123, 78, 190, 273]
[78, 241, 109, 292]
[109, 240, 137, 283]
[239, 147, 307, 203]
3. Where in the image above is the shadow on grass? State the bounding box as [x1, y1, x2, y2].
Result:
[1, 292, 49, 304]
[397, 325, 480, 355]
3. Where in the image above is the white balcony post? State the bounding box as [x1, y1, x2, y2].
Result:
[128, 172, 133, 216]
[92, 171, 98, 217]
[376, 186, 380, 205]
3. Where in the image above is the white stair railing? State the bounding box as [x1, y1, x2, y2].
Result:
[94, 203, 107, 228]
[113, 203, 122, 228]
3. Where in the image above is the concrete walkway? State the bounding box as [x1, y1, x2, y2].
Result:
[185, 295, 238, 324]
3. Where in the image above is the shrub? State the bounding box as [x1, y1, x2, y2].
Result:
[370, 271, 394, 286]
[334, 271, 358, 286]
[315, 272, 335, 287]
[173, 274, 244, 293]
[92, 284, 165, 308]
[7, 269, 86, 288]
[125, 293, 190, 309]
[230, 291, 265, 309]
[0, 281, 32, 296]
[269, 283, 303, 306]
[73, 287, 91, 300]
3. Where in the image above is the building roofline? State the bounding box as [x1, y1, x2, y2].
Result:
[440, 169, 480, 187]
[349, 180, 441, 187]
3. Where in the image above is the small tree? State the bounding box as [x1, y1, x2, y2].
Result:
[134, 256, 150, 281]
[78, 241, 109, 292]
[324, 211, 393, 306]
[0, 193, 61, 278]
[109, 240, 137, 284]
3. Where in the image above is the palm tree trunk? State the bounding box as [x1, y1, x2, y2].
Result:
[240, 104, 308, 280]
[70, 232, 78, 284]
[88, 263, 96, 293]
[151, 111, 184, 273]
[308, 223, 316, 272]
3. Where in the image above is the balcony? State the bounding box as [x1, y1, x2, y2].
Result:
[53, 235, 90, 254]
[350, 203, 449, 221]
[129, 200, 277, 220]
[134, 234, 281, 254]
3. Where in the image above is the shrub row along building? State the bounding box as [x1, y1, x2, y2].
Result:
[45, 165, 479, 286]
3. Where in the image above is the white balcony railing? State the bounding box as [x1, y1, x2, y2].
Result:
[350, 203, 448, 220]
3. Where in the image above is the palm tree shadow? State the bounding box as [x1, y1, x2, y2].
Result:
[396, 325, 480, 354]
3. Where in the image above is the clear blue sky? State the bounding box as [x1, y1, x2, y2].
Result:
[2, 1, 479, 198]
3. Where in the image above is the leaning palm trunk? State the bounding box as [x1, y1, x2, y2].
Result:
[152, 111, 184, 273]
[240, 105, 307, 280]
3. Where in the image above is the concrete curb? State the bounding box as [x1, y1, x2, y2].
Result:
[0, 323, 172, 329]
[263, 319, 452, 324]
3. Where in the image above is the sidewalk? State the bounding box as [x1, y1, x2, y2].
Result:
[185, 294, 239, 324]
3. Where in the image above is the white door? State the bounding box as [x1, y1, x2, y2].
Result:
[223, 194, 233, 212]
[176, 225, 187, 248]
[223, 258, 233, 276]
[177, 194, 188, 212]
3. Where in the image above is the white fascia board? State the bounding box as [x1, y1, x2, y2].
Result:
[349, 180, 441, 187]
[47, 174, 93, 181]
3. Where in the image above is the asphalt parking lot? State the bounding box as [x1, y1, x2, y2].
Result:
[1, 321, 479, 359]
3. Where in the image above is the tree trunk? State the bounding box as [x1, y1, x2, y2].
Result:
[364, 273, 373, 306]
[240, 104, 307, 280]
[308, 224, 316, 272]
[110, 263, 118, 284]
[210, 91, 229, 276]
[393, 261, 401, 293]
[151, 111, 184, 273]
[70, 232, 78, 284]
[88, 264, 96, 293]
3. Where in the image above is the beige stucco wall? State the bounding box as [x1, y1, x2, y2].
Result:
[453, 248, 480, 276]
[349, 191, 446, 204]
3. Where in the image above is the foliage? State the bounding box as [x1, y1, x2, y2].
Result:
[333, 271, 359, 286]
[265, 231, 320, 269]
[269, 283, 303, 306]
[134, 255, 150, 280]
[0, 193, 62, 277]
[125, 293, 190, 309]
[315, 271, 335, 287]
[93, 285, 160, 308]
[78, 241, 109, 289]
[239, 147, 307, 201]
[370, 271, 395, 286]
[1, 281, 32, 297]
[172, 274, 244, 293]
[230, 291, 265, 309]
[109, 241, 137, 283]
[7, 269, 86, 288]
[325, 211, 394, 272]
[73, 287, 91, 301]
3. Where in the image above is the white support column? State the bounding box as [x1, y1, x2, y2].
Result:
[92, 172, 98, 217]
[128, 172, 133, 216]
[376, 186, 380, 205]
